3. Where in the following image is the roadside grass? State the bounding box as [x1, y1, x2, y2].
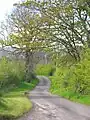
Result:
[0, 97, 31, 120]
[50, 76, 90, 105]
[0, 79, 39, 119]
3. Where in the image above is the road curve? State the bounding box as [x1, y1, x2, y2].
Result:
[18, 76, 90, 120]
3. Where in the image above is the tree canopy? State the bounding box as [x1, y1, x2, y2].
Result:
[0, 0, 90, 79]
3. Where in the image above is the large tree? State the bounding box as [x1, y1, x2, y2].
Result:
[0, 1, 47, 81]
[34, 0, 90, 61]
[0, 0, 90, 75]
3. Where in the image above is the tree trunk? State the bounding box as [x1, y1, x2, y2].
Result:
[25, 50, 36, 82]
[87, 30, 90, 48]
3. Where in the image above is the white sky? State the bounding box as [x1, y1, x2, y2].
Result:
[0, 0, 19, 21]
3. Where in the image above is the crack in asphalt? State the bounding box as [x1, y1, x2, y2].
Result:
[18, 76, 90, 120]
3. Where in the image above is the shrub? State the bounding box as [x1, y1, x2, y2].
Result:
[67, 60, 90, 95]
[35, 64, 55, 76]
[50, 67, 69, 94]
[0, 57, 25, 90]
[50, 48, 90, 97]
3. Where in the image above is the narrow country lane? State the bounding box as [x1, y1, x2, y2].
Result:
[18, 76, 90, 120]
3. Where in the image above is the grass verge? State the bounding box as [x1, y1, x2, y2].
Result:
[0, 79, 39, 119]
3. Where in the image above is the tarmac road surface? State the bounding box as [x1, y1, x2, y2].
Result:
[18, 76, 90, 120]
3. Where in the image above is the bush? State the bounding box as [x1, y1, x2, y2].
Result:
[50, 62, 90, 96]
[50, 67, 69, 94]
[35, 64, 55, 76]
[67, 60, 90, 95]
[0, 57, 25, 90]
[50, 48, 90, 101]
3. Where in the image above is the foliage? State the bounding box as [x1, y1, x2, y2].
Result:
[0, 2, 48, 81]
[50, 67, 69, 94]
[0, 0, 90, 82]
[51, 52, 77, 67]
[35, 0, 90, 61]
[35, 64, 55, 76]
[0, 0, 89, 107]
[49, 48, 90, 105]
[69, 49, 90, 95]
[0, 57, 25, 90]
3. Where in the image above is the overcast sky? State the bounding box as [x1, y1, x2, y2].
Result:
[0, 0, 19, 21]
